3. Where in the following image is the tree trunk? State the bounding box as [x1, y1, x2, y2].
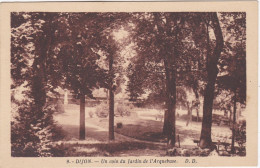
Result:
[165, 41, 177, 146]
[231, 88, 237, 153]
[109, 88, 115, 140]
[199, 75, 216, 148]
[163, 109, 170, 135]
[32, 69, 46, 109]
[154, 13, 177, 146]
[192, 87, 200, 122]
[32, 33, 49, 110]
[79, 94, 86, 140]
[196, 108, 199, 122]
[162, 51, 176, 146]
[108, 53, 115, 141]
[31, 15, 53, 113]
[163, 59, 170, 135]
[167, 72, 176, 147]
[236, 103, 240, 122]
[155, 13, 170, 136]
[229, 106, 232, 126]
[106, 89, 109, 104]
[199, 13, 224, 149]
[166, 17, 179, 147]
[186, 102, 192, 126]
[32, 39, 48, 118]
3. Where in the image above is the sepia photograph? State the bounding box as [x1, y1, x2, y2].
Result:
[10, 11, 247, 157]
[0, 1, 258, 167]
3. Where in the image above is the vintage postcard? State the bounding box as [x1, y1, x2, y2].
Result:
[0, 1, 258, 167]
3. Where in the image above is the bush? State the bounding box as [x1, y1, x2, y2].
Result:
[11, 101, 65, 157]
[117, 122, 123, 128]
[95, 102, 132, 118]
[115, 104, 131, 117]
[95, 103, 108, 118]
[167, 147, 212, 156]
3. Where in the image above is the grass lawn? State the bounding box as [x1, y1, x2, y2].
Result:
[53, 104, 233, 156]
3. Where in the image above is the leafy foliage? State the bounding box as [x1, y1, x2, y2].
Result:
[11, 12, 65, 156]
[11, 12, 246, 155]
[11, 99, 65, 156]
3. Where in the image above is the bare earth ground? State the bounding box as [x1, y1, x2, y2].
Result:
[53, 104, 232, 156]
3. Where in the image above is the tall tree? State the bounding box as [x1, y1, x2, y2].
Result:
[11, 12, 64, 156]
[129, 13, 188, 146]
[97, 13, 130, 140]
[217, 12, 246, 152]
[199, 13, 224, 148]
[99, 36, 119, 141]
[108, 37, 116, 140]
[57, 13, 109, 140]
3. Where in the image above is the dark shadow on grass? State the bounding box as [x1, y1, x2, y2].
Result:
[61, 125, 108, 141]
[115, 120, 201, 145]
[54, 140, 167, 157]
[114, 120, 166, 143]
[53, 122, 168, 157]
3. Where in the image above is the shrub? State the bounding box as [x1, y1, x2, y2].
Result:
[115, 104, 131, 117]
[94, 102, 132, 118]
[95, 103, 108, 118]
[116, 122, 123, 128]
[11, 101, 65, 157]
[167, 147, 212, 156]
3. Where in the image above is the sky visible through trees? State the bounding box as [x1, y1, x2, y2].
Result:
[11, 12, 246, 157]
